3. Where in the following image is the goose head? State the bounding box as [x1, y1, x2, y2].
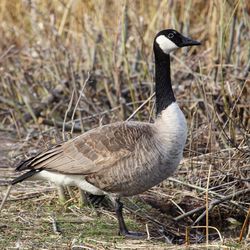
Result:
[154, 29, 201, 56]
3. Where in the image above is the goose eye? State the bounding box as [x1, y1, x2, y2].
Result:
[167, 33, 174, 39]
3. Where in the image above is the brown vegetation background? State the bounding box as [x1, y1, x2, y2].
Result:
[0, 0, 249, 249]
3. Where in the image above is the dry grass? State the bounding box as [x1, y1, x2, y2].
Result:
[0, 0, 249, 249]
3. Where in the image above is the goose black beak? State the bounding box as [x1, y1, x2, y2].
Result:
[180, 35, 201, 47]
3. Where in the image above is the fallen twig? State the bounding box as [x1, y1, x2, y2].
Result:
[0, 185, 12, 211]
[49, 214, 62, 234]
[169, 177, 248, 212]
[239, 207, 250, 241]
[190, 226, 223, 243]
[193, 188, 250, 225]
[174, 188, 250, 222]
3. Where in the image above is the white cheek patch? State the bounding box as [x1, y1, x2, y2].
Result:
[156, 35, 179, 54]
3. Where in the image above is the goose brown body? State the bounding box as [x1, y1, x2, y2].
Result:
[15, 102, 187, 197]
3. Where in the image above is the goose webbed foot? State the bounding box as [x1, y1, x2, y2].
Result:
[119, 230, 146, 239]
[112, 197, 145, 239]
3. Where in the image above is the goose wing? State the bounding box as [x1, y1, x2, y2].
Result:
[15, 122, 154, 176]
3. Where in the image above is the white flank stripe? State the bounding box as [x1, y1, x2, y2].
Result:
[35, 171, 105, 195]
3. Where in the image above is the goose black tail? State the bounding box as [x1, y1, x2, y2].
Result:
[15, 157, 36, 172]
[11, 169, 41, 185]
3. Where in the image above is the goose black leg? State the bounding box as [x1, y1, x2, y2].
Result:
[113, 198, 145, 239]
[88, 194, 105, 206]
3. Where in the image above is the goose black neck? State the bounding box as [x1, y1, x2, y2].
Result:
[155, 54, 175, 116]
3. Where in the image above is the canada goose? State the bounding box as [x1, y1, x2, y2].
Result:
[11, 29, 200, 238]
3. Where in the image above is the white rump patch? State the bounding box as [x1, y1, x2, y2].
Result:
[35, 170, 105, 195]
[156, 35, 179, 54]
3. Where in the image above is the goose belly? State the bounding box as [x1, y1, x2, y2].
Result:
[86, 141, 184, 197]
[122, 151, 183, 196]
